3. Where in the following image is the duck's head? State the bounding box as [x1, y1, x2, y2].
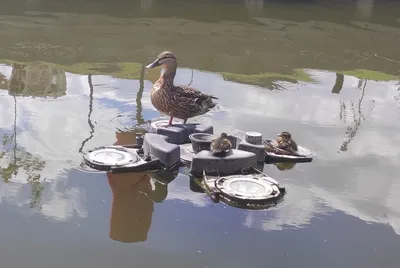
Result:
[220, 132, 228, 139]
[146, 51, 177, 71]
[278, 131, 292, 139]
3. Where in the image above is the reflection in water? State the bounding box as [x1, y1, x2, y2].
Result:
[273, 162, 296, 171]
[0, 87, 45, 209]
[339, 79, 373, 152]
[356, 0, 375, 20]
[0, 94, 19, 183]
[331, 73, 344, 94]
[0, 0, 399, 265]
[394, 81, 400, 104]
[339, 99, 347, 124]
[107, 171, 167, 243]
[136, 65, 145, 125]
[187, 69, 194, 87]
[107, 128, 168, 243]
[79, 74, 95, 153]
[245, 0, 264, 15]
[0, 73, 7, 89]
[8, 63, 66, 98]
[140, 0, 153, 12]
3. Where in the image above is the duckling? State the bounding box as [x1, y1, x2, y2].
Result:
[210, 133, 232, 157]
[275, 131, 299, 155]
[146, 51, 218, 126]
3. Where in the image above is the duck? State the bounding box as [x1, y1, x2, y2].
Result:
[275, 131, 299, 155]
[146, 51, 218, 126]
[265, 131, 299, 156]
[210, 133, 232, 157]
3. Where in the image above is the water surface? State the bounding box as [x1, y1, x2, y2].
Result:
[0, 1, 400, 267]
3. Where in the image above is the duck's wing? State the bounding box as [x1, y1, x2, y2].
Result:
[210, 139, 222, 153]
[174, 86, 218, 104]
[288, 139, 298, 151]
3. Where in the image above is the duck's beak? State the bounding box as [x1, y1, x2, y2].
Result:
[146, 59, 159, 69]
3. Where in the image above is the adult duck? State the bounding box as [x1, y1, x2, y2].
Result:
[146, 51, 218, 126]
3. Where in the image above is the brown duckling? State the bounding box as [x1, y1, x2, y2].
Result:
[146, 51, 218, 126]
[275, 131, 299, 155]
[210, 133, 232, 157]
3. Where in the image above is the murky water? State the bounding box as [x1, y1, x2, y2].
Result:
[0, 0, 400, 267]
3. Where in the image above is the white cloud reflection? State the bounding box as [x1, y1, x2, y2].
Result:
[0, 64, 399, 235]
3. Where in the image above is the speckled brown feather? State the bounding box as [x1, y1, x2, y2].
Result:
[265, 132, 299, 156]
[151, 84, 217, 119]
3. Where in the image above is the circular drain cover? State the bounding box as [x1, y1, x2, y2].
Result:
[215, 176, 277, 201]
[83, 147, 138, 170]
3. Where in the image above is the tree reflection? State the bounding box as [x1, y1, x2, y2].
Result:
[331, 73, 344, 94]
[8, 62, 66, 98]
[140, 0, 153, 12]
[0, 73, 7, 90]
[0, 61, 67, 209]
[245, 0, 264, 15]
[356, 0, 375, 20]
[339, 78, 375, 152]
[135, 65, 145, 125]
[394, 81, 400, 104]
[79, 74, 95, 153]
[0, 89, 46, 209]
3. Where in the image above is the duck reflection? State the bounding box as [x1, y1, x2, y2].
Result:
[107, 128, 168, 243]
[273, 162, 296, 171]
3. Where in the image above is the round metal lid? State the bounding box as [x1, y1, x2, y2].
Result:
[215, 176, 277, 200]
[84, 147, 138, 167]
[245, 131, 263, 145]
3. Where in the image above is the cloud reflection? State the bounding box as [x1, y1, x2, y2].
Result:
[0, 63, 399, 236]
